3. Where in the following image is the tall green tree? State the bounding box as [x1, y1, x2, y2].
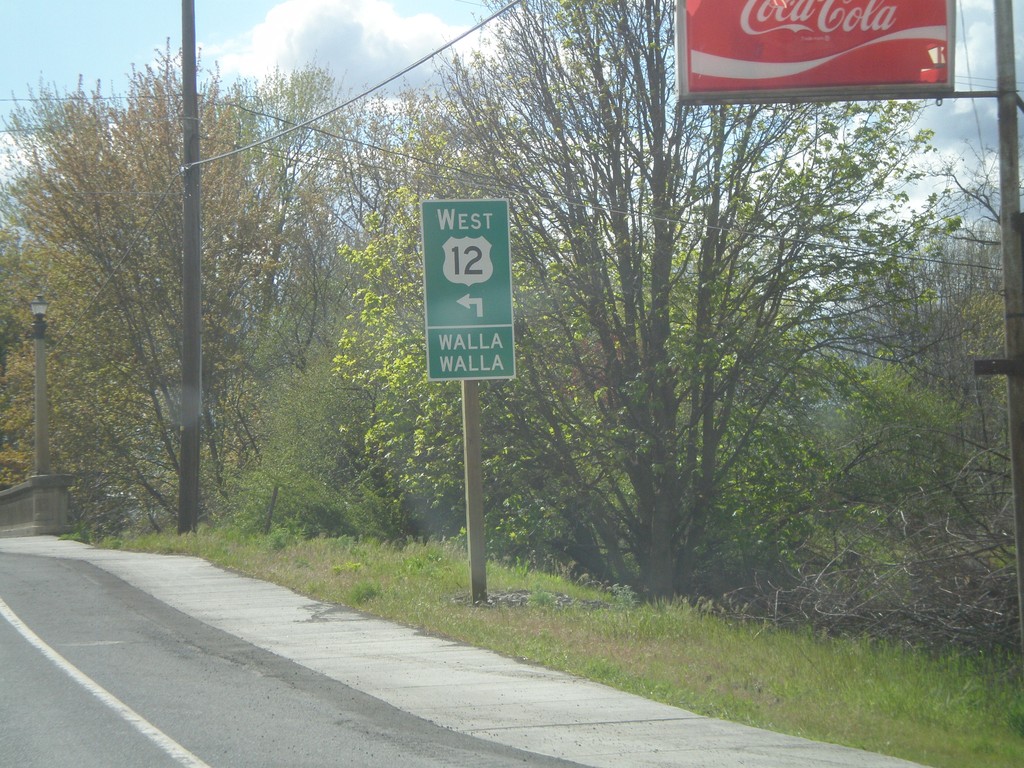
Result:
[441, 0, 938, 596]
[0, 227, 42, 487]
[223, 88, 458, 539]
[1, 57, 360, 534]
[780, 232, 1016, 650]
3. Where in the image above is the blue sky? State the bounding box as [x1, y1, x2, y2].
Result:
[0, 1, 1020, 176]
[0, 1, 487, 101]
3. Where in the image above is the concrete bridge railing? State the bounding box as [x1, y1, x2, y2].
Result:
[0, 475, 72, 537]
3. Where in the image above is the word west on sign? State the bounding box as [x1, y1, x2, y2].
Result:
[421, 199, 515, 381]
[676, 0, 955, 102]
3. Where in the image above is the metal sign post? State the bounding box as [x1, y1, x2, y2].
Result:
[461, 379, 487, 604]
[422, 199, 515, 604]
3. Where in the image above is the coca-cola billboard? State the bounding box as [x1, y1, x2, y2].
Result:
[677, 0, 955, 102]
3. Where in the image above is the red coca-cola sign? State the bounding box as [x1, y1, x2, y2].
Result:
[677, 0, 955, 101]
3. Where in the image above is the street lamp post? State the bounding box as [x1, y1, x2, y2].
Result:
[30, 294, 50, 476]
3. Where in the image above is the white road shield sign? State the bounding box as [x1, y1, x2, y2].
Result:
[442, 236, 493, 286]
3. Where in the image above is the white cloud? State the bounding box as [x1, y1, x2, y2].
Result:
[904, 2, 1023, 215]
[206, 0, 463, 90]
[0, 132, 22, 185]
[919, 5, 1003, 163]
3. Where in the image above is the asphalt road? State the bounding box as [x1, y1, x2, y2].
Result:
[0, 553, 578, 768]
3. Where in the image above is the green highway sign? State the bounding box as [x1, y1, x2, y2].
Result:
[421, 199, 515, 381]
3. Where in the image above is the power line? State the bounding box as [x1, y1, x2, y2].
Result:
[3, 12, 999, 299]
[0, 95, 133, 104]
[6, 2, 525, 348]
[212, 101, 978, 272]
[8, 97, 997, 282]
[959, 0, 988, 152]
[8, 100, 999, 281]
[193, 0, 524, 170]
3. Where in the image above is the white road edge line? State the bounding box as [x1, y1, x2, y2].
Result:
[0, 596, 212, 768]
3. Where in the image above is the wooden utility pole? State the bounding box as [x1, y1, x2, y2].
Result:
[993, 0, 1024, 657]
[179, 0, 202, 533]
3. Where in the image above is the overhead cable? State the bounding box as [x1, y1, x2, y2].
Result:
[191, 0, 524, 170]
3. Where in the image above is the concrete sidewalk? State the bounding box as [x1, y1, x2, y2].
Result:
[0, 536, 925, 768]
